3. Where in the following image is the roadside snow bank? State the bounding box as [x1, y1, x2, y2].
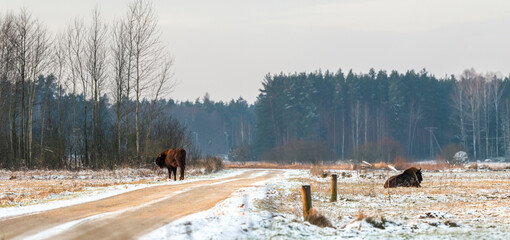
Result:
[141, 170, 340, 240]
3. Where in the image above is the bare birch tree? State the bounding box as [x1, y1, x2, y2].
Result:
[66, 18, 89, 166]
[111, 20, 128, 165]
[490, 74, 504, 157]
[12, 9, 50, 166]
[86, 7, 109, 167]
[49, 31, 70, 167]
[451, 79, 468, 150]
[460, 69, 482, 162]
[145, 56, 174, 154]
[126, 0, 164, 159]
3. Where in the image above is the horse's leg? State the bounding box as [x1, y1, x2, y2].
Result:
[172, 167, 177, 181]
[179, 165, 185, 180]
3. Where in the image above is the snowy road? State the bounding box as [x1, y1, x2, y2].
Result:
[0, 170, 282, 240]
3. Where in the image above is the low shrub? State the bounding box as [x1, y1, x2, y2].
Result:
[306, 208, 334, 228]
[393, 156, 408, 170]
[201, 156, 225, 173]
[310, 164, 330, 178]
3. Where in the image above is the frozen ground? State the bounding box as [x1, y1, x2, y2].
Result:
[142, 168, 510, 240]
[2, 167, 510, 239]
[0, 169, 246, 218]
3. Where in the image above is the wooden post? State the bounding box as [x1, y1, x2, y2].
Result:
[301, 185, 312, 220]
[330, 174, 338, 202]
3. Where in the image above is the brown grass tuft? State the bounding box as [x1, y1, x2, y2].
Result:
[356, 210, 367, 221]
[444, 220, 460, 227]
[310, 165, 330, 178]
[306, 208, 334, 228]
[365, 216, 387, 229]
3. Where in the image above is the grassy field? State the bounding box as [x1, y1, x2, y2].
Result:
[254, 167, 510, 239]
[0, 168, 207, 207]
[2, 164, 510, 239]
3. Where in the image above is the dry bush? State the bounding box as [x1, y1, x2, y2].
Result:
[341, 172, 352, 178]
[306, 208, 334, 228]
[228, 145, 251, 162]
[199, 157, 225, 173]
[466, 163, 478, 170]
[393, 156, 408, 170]
[310, 165, 330, 178]
[373, 161, 388, 169]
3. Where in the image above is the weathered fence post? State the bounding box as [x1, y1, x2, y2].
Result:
[330, 174, 338, 202]
[301, 185, 312, 220]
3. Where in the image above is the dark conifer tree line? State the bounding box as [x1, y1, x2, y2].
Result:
[253, 68, 510, 163]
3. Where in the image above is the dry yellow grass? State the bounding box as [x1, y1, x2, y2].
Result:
[0, 167, 211, 207]
[226, 162, 354, 170]
[256, 168, 510, 231]
[0, 178, 156, 207]
[226, 160, 487, 171]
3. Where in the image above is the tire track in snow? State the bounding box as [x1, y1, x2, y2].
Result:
[40, 170, 281, 240]
[0, 170, 259, 240]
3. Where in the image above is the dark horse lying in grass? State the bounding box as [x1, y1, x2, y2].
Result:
[155, 148, 186, 180]
[384, 167, 422, 188]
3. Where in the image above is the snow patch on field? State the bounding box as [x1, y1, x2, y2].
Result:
[3, 168, 510, 239]
[141, 169, 510, 239]
[141, 170, 340, 240]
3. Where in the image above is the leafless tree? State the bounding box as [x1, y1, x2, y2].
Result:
[0, 1, 187, 169]
[460, 69, 483, 161]
[49, 31, 69, 166]
[11, 9, 51, 166]
[0, 13, 17, 165]
[451, 77, 468, 150]
[490, 74, 504, 157]
[66, 18, 90, 166]
[145, 56, 174, 154]
[482, 78, 491, 158]
[126, 0, 164, 159]
[86, 7, 109, 167]
[111, 19, 128, 164]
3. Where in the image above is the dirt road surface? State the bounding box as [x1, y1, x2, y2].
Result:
[0, 170, 281, 240]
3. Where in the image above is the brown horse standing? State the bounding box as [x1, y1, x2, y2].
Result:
[155, 148, 186, 180]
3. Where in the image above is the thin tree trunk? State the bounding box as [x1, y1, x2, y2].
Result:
[40, 92, 46, 163]
[364, 103, 368, 144]
[8, 82, 17, 164]
[341, 113, 345, 160]
[73, 82, 77, 170]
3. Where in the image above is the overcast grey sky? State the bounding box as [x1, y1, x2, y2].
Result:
[2, 0, 510, 103]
